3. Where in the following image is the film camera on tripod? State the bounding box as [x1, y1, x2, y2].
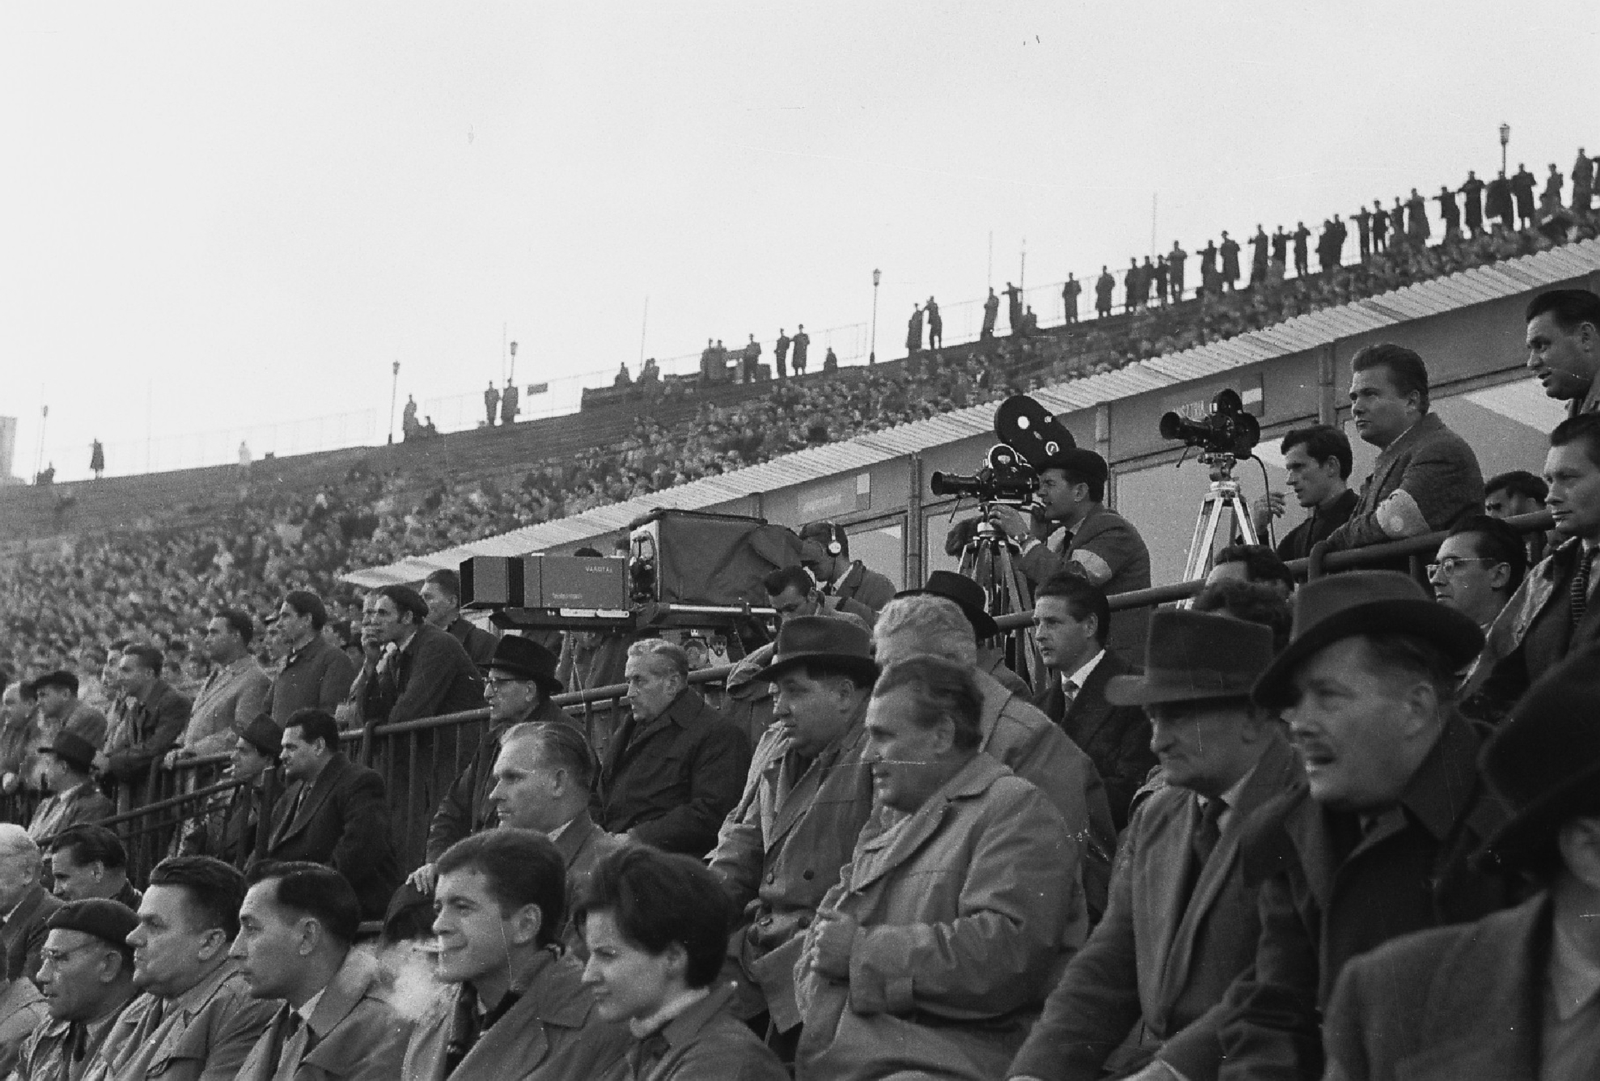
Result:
[1158, 387, 1266, 588]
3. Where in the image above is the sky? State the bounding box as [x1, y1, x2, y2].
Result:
[2, 1, 1596, 482]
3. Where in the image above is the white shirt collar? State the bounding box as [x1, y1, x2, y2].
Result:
[1062, 649, 1106, 691]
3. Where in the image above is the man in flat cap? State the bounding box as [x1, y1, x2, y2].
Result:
[1216, 572, 1516, 1080]
[15, 899, 139, 1081]
[707, 616, 879, 1055]
[27, 733, 112, 843]
[987, 447, 1152, 665]
[1009, 611, 1300, 1081]
[1322, 650, 1600, 1079]
[173, 714, 279, 868]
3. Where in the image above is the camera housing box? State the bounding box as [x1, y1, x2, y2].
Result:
[630, 509, 803, 607]
[537, 555, 628, 610]
[460, 556, 521, 609]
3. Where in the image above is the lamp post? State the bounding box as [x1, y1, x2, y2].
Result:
[508, 340, 518, 384]
[1500, 123, 1511, 175]
[387, 360, 400, 445]
[870, 268, 881, 365]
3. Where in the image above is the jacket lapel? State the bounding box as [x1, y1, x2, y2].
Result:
[272, 755, 348, 848]
[1065, 653, 1124, 746]
[846, 758, 998, 895]
[768, 721, 868, 853]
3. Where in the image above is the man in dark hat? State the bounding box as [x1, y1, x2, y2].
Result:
[26, 733, 111, 842]
[986, 447, 1152, 664]
[26, 671, 106, 758]
[174, 714, 279, 868]
[899, 570, 1030, 697]
[17, 899, 139, 1081]
[707, 616, 879, 1053]
[397, 635, 571, 917]
[1322, 651, 1600, 1080]
[797, 522, 896, 614]
[1010, 611, 1301, 1081]
[1216, 572, 1515, 1080]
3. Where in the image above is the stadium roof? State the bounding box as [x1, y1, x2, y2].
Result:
[343, 237, 1600, 588]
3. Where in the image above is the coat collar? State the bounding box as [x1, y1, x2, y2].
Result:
[767, 706, 870, 850]
[305, 948, 384, 1039]
[848, 755, 1007, 895]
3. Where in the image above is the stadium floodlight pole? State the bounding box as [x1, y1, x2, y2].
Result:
[509, 340, 518, 384]
[870, 268, 881, 365]
[388, 360, 400, 445]
[1499, 123, 1510, 174]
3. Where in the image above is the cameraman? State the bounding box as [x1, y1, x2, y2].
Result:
[985, 448, 1151, 664]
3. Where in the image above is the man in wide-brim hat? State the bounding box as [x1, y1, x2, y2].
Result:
[1011, 610, 1301, 1081]
[1218, 571, 1517, 1077]
[1322, 651, 1600, 1079]
[707, 616, 879, 1049]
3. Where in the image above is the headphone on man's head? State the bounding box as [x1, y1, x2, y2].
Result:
[824, 523, 844, 557]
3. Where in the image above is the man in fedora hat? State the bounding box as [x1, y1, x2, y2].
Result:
[1009, 612, 1301, 1081]
[986, 447, 1152, 665]
[1322, 651, 1600, 1079]
[26, 733, 112, 843]
[173, 714, 279, 868]
[1217, 571, 1515, 1080]
[707, 616, 879, 1053]
[397, 636, 571, 917]
[898, 570, 1032, 698]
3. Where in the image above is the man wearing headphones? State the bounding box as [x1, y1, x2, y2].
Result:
[798, 522, 897, 614]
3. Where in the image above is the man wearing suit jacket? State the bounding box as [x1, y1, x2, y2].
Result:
[265, 590, 356, 726]
[1324, 652, 1600, 1080]
[1031, 573, 1154, 830]
[231, 863, 410, 1081]
[1322, 345, 1483, 554]
[988, 448, 1152, 665]
[422, 569, 498, 673]
[707, 617, 878, 1040]
[257, 709, 400, 921]
[0, 826, 61, 987]
[97, 646, 191, 787]
[1009, 612, 1299, 1081]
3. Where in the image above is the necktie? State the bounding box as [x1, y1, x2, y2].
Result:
[1572, 548, 1597, 628]
[1061, 680, 1080, 714]
[1192, 796, 1226, 869]
[276, 1010, 310, 1079]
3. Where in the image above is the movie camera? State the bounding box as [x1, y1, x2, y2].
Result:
[928, 394, 1076, 508]
[1158, 388, 1260, 459]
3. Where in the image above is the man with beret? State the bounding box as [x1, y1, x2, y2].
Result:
[1216, 572, 1516, 1080]
[798, 522, 897, 615]
[173, 714, 279, 868]
[27, 734, 112, 843]
[1009, 612, 1301, 1081]
[987, 447, 1152, 665]
[1322, 651, 1600, 1080]
[708, 616, 879, 1053]
[15, 899, 138, 1081]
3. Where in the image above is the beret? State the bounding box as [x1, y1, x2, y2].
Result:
[46, 899, 139, 948]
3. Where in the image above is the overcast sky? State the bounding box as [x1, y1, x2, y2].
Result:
[3, 1, 1595, 481]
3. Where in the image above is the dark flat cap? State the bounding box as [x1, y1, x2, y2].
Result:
[46, 899, 139, 948]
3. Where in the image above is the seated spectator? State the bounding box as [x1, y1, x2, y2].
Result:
[1010, 611, 1299, 1081]
[1322, 344, 1484, 553]
[1428, 514, 1526, 630]
[400, 831, 632, 1079]
[93, 857, 276, 1081]
[421, 569, 498, 673]
[1206, 543, 1295, 596]
[1483, 468, 1552, 565]
[597, 640, 749, 858]
[0, 827, 62, 987]
[1252, 425, 1358, 563]
[578, 846, 787, 1079]
[794, 656, 1078, 1080]
[0, 942, 46, 1076]
[0, 681, 39, 796]
[26, 733, 112, 842]
[172, 609, 270, 762]
[1322, 653, 1600, 1080]
[97, 645, 191, 788]
[255, 709, 401, 921]
[48, 825, 140, 908]
[763, 565, 874, 630]
[706, 617, 877, 1047]
[265, 590, 357, 726]
[797, 522, 896, 613]
[1523, 287, 1600, 416]
[898, 570, 1032, 699]
[231, 862, 411, 1081]
[1220, 572, 1514, 1078]
[16, 899, 139, 1081]
[25, 670, 107, 752]
[1191, 579, 1293, 651]
[874, 593, 1114, 921]
[1029, 572, 1155, 831]
[174, 713, 279, 867]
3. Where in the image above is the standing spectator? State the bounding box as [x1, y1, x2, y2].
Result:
[775, 329, 791, 381]
[18, 900, 139, 1081]
[1153, 257, 1169, 307]
[89, 441, 104, 480]
[1331, 213, 1347, 265]
[1219, 231, 1240, 291]
[97, 645, 191, 789]
[47, 826, 139, 907]
[791, 324, 810, 372]
[27, 670, 107, 752]
[173, 610, 270, 762]
[26, 734, 111, 843]
[1094, 267, 1115, 318]
[1221, 573, 1512, 1080]
[1525, 288, 1600, 416]
[981, 287, 999, 338]
[1353, 204, 1372, 259]
[1428, 515, 1525, 632]
[1370, 200, 1389, 253]
[1004, 281, 1023, 332]
[1436, 184, 1461, 238]
[0, 828, 60, 987]
[499, 379, 519, 425]
[256, 709, 401, 920]
[421, 569, 497, 673]
[172, 716, 278, 869]
[579, 847, 787, 1080]
[1253, 424, 1358, 563]
[1512, 162, 1537, 228]
[1249, 225, 1269, 286]
[597, 640, 749, 857]
[1199, 239, 1218, 294]
[1406, 187, 1430, 243]
[613, 362, 632, 388]
[93, 857, 276, 1081]
[265, 590, 356, 726]
[1572, 146, 1593, 214]
[357, 585, 484, 727]
[798, 521, 897, 612]
[1460, 171, 1486, 235]
[1062, 274, 1081, 322]
[1270, 225, 1289, 269]
[1316, 219, 1336, 273]
[482, 382, 499, 427]
[921, 301, 939, 351]
[1323, 345, 1484, 554]
[1389, 196, 1408, 248]
[1487, 169, 1515, 230]
[904, 305, 923, 356]
[699, 339, 717, 382]
[237, 440, 252, 473]
[1138, 257, 1154, 308]
[1292, 222, 1310, 277]
[401, 396, 418, 440]
[742, 336, 760, 383]
[1167, 241, 1187, 299]
[1123, 259, 1140, 313]
[1542, 161, 1565, 214]
[794, 656, 1079, 1081]
[822, 346, 837, 371]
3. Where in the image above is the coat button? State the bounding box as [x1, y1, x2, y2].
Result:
[802, 869, 815, 881]
[764, 871, 776, 884]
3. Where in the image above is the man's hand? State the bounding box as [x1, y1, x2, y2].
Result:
[807, 909, 858, 979]
[406, 862, 439, 895]
[986, 504, 1052, 546]
[1251, 490, 1286, 539]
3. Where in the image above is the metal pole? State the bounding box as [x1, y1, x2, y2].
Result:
[870, 269, 881, 365]
[1500, 123, 1510, 175]
[508, 341, 518, 384]
[388, 360, 400, 445]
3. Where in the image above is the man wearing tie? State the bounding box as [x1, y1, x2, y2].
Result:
[231, 862, 410, 1081]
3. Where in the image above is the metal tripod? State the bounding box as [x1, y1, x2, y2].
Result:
[1180, 453, 1260, 598]
[958, 516, 1046, 687]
